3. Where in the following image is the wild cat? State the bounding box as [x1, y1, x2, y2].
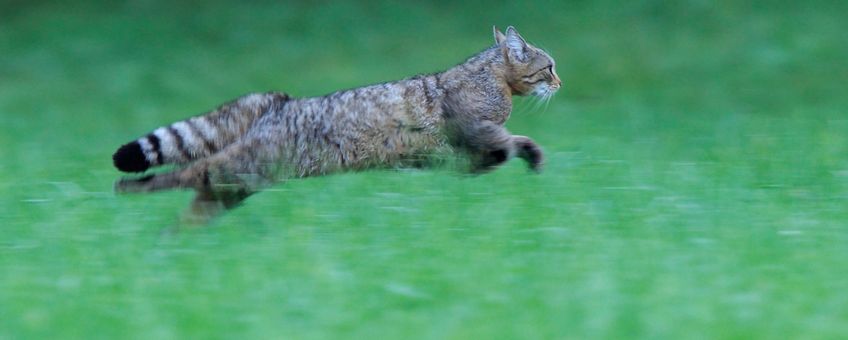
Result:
[113, 26, 562, 222]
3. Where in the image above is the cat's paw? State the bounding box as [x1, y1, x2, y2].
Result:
[514, 136, 544, 173]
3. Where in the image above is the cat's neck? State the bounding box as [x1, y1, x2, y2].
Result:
[434, 46, 513, 123]
[439, 46, 512, 97]
[447, 46, 501, 74]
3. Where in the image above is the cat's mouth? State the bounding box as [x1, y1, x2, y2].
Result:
[531, 84, 559, 98]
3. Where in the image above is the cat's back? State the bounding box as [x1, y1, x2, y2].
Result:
[248, 77, 448, 169]
[277, 77, 446, 134]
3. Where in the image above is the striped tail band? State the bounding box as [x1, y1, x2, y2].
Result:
[113, 117, 220, 173]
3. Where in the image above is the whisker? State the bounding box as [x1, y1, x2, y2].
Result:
[543, 93, 552, 112]
[530, 95, 545, 113]
[513, 96, 534, 116]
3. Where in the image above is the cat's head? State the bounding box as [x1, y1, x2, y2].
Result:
[494, 26, 562, 97]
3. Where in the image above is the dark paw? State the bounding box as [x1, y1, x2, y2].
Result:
[489, 149, 508, 164]
[526, 146, 543, 172]
[469, 149, 509, 174]
[517, 139, 544, 173]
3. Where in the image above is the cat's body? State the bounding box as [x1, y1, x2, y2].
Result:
[113, 26, 561, 222]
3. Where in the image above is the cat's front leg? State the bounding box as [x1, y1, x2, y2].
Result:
[473, 135, 544, 173]
[453, 120, 511, 173]
[457, 120, 543, 173]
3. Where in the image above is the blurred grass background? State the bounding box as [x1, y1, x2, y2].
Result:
[1, 0, 848, 338]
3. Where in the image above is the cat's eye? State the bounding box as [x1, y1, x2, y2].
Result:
[532, 65, 552, 77]
[523, 65, 553, 84]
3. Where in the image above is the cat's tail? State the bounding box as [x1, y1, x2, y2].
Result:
[112, 92, 289, 173]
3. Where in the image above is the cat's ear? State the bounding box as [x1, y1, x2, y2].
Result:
[493, 26, 506, 45]
[504, 26, 528, 62]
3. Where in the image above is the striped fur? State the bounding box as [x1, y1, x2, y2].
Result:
[113, 92, 289, 172]
[114, 26, 561, 223]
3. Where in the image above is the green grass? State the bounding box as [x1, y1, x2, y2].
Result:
[2, 0, 848, 338]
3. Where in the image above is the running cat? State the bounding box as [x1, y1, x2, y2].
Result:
[113, 26, 561, 222]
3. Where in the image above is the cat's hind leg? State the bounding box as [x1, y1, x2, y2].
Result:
[116, 140, 280, 223]
[181, 185, 252, 225]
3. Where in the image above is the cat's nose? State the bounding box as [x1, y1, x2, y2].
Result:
[552, 71, 562, 89]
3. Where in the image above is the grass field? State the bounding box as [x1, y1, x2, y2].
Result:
[2, 1, 848, 338]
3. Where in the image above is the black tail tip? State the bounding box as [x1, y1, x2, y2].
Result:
[113, 141, 150, 173]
